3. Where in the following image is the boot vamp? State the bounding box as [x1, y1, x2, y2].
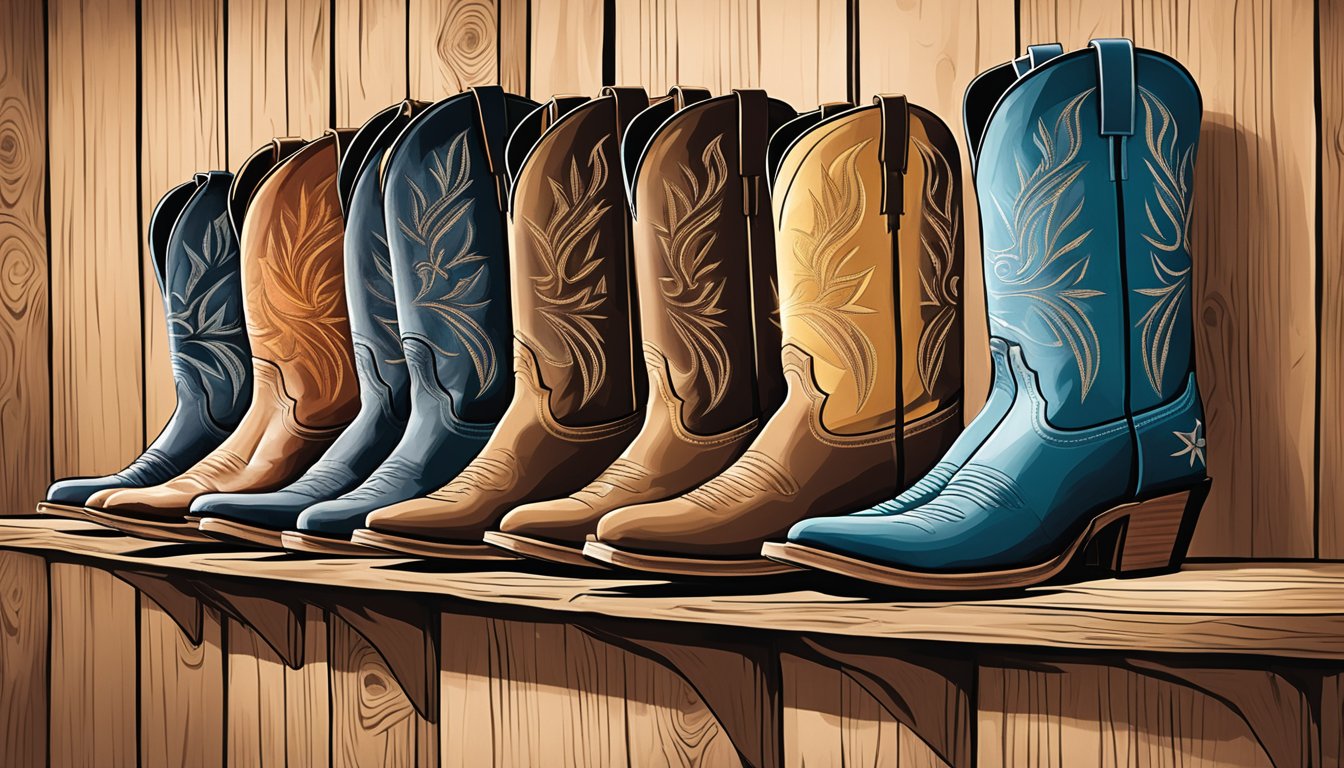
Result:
[498, 497, 602, 544]
[789, 384, 1132, 572]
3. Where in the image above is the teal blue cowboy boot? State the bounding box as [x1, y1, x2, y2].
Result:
[40, 173, 253, 518]
[194, 103, 427, 547]
[767, 39, 1210, 589]
[278, 87, 537, 553]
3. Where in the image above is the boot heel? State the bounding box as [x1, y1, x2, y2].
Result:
[1111, 479, 1210, 577]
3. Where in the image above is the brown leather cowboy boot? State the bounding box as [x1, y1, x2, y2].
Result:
[484, 88, 798, 567]
[585, 96, 966, 575]
[85, 132, 360, 541]
[353, 89, 651, 559]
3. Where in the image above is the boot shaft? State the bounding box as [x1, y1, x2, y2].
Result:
[238, 132, 357, 430]
[505, 89, 648, 426]
[625, 89, 796, 435]
[770, 98, 964, 437]
[381, 88, 537, 426]
[969, 40, 1201, 428]
[161, 172, 252, 429]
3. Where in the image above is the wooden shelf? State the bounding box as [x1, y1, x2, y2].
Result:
[2, 516, 1341, 660]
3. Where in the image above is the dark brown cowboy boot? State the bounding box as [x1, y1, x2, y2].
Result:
[353, 89, 651, 559]
[85, 132, 360, 541]
[585, 96, 966, 575]
[485, 88, 798, 567]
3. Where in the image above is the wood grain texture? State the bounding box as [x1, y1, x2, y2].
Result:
[976, 659, 1294, 767]
[0, 552, 47, 768]
[48, 563, 138, 768]
[1321, 0, 1344, 557]
[757, 0, 848, 107]
[48, 0, 142, 478]
[625, 642, 742, 768]
[1324, 671, 1344, 767]
[330, 613, 436, 767]
[409, 0, 498, 100]
[614, 0, 759, 95]
[1019, 0, 1318, 560]
[288, 606, 332, 768]
[139, 0, 226, 439]
[226, 619, 288, 767]
[226, 0, 330, 166]
[530, 0, 604, 97]
[857, 0, 1016, 423]
[0, 0, 48, 516]
[334, 0, 408, 126]
[139, 597, 224, 768]
[497, 0, 529, 95]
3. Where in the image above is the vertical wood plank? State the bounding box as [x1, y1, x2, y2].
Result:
[286, 605, 332, 768]
[0, 0, 49, 514]
[48, 0, 142, 478]
[488, 620, 567, 765]
[440, 613, 494, 767]
[781, 652, 843, 768]
[0, 552, 48, 768]
[226, 620, 288, 767]
[139, 598, 224, 768]
[840, 673, 902, 767]
[409, 0, 499, 100]
[139, 0, 226, 436]
[48, 564, 138, 768]
[562, 626, 628, 766]
[334, 0, 408, 127]
[856, 0, 1017, 423]
[1019, 0, 1318, 559]
[530, 0, 604, 97]
[613, 0, 760, 96]
[1320, 0, 1344, 557]
[226, 0, 330, 167]
[757, 0, 849, 108]
[330, 613, 435, 768]
[497, 0, 529, 95]
[624, 644, 741, 768]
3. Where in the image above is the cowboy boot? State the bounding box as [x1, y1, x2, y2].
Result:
[251, 88, 535, 554]
[354, 88, 651, 559]
[761, 46, 1065, 526]
[770, 40, 1210, 590]
[586, 95, 966, 576]
[85, 132, 360, 541]
[194, 103, 433, 548]
[40, 173, 254, 518]
[485, 88, 798, 566]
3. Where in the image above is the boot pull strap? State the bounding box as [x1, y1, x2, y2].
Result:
[542, 95, 589, 131]
[874, 94, 909, 230]
[601, 86, 650, 144]
[273, 136, 307, 160]
[819, 101, 854, 119]
[734, 89, 768, 216]
[1090, 38, 1136, 180]
[1012, 42, 1065, 77]
[670, 85, 712, 110]
[470, 85, 511, 208]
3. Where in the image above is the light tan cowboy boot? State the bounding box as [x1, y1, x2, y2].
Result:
[484, 88, 798, 567]
[353, 89, 650, 559]
[585, 96, 966, 575]
[85, 132, 360, 541]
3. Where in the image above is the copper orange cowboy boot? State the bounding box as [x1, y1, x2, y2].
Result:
[354, 89, 650, 559]
[585, 95, 966, 576]
[85, 133, 359, 541]
[485, 88, 798, 567]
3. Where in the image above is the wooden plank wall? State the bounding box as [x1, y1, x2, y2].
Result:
[4, 551, 1338, 767]
[2, 0, 1342, 560]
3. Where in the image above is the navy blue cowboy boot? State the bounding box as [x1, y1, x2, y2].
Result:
[280, 87, 537, 553]
[767, 39, 1210, 589]
[194, 103, 428, 548]
[40, 173, 253, 519]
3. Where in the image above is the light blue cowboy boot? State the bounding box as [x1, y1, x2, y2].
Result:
[194, 102, 426, 547]
[768, 39, 1210, 589]
[41, 173, 253, 517]
[280, 87, 537, 553]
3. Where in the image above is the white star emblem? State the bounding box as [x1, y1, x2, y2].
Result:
[1171, 419, 1205, 467]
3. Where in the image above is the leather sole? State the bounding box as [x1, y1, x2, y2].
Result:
[280, 531, 389, 557]
[760, 480, 1211, 591]
[82, 506, 216, 543]
[350, 528, 520, 560]
[197, 517, 284, 549]
[582, 541, 800, 577]
[35, 502, 92, 521]
[482, 532, 607, 569]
